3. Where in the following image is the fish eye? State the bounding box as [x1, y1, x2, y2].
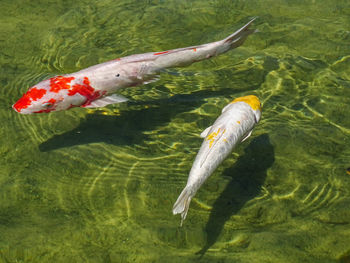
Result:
[42, 102, 53, 108]
[116, 74, 120, 77]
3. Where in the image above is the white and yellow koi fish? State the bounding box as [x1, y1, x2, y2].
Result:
[173, 95, 262, 225]
[13, 18, 256, 114]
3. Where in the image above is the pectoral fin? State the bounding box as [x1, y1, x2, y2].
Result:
[136, 63, 160, 85]
[141, 75, 160, 85]
[83, 94, 129, 108]
[200, 125, 213, 138]
[241, 130, 252, 142]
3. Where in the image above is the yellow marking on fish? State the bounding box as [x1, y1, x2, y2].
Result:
[237, 121, 241, 124]
[206, 128, 225, 148]
[232, 95, 261, 111]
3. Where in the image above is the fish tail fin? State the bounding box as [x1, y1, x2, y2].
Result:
[172, 186, 193, 226]
[221, 17, 257, 50]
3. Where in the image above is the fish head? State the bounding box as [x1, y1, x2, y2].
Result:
[12, 81, 78, 114]
[231, 95, 262, 123]
[12, 76, 98, 114]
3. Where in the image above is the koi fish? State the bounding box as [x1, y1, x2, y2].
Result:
[12, 18, 256, 114]
[172, 95, 262, 225]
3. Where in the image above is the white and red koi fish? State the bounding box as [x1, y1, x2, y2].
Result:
[173, 95, 262, 225]
[13, 18, 256, 114]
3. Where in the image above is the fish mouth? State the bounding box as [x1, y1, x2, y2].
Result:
[12, 104, 31, 114]
[12, 104, 21, 113]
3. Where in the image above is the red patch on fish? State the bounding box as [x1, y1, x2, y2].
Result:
[68, 77, 105, 107]
[13, 87, 47, 112]
[30, 87, 47, 100]
[193, 48, 197, 52]
[46, 98, 57, 104]
[50, 76, 75, 93]
[13, 96, 31, 112]
[154, 51, 169, 55]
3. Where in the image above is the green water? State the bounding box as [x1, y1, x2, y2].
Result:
[1, 0, 350, 262]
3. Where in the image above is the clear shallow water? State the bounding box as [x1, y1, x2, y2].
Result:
[1, 0, 350, 262]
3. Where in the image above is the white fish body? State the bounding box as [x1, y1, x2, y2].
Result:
[173, 95, 262, 225]
[13, 18, 256, 114]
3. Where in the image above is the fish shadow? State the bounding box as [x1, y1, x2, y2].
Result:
[197, 133, 274, 256]
[39, 87, 249, 152]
